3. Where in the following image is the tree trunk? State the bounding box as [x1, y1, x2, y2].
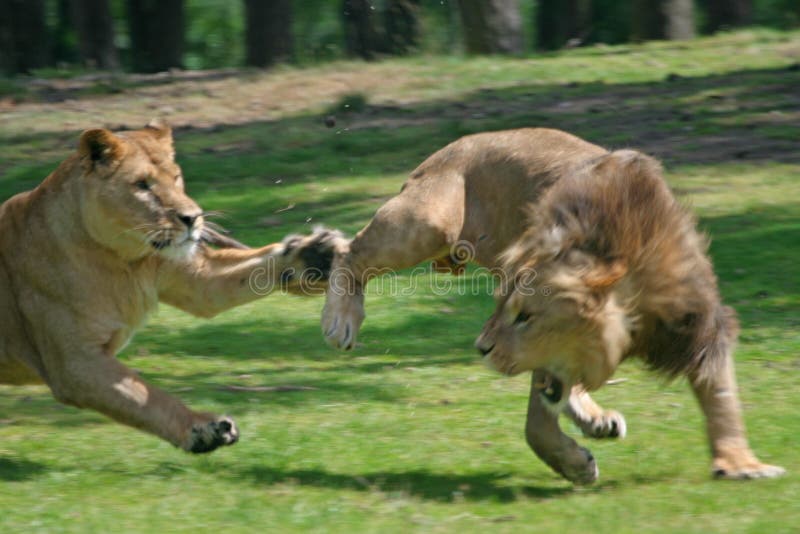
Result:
[126, 0, 185, 73]
[244, 0, 293, 67]
[384, 0, 421, 55]
[704, 0, 752, 33]
[342, 0, 381, 59]
[537, 0, 592, 50]
[632, 0, 695, 41]
[0, 0, 49, 74]
[72, 0, 119, 69]
[457, 0, 523, 55]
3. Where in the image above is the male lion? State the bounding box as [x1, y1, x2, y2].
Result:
[315, 128, 783, 484]
[0, 122, 335, 453]
[320, 129, 631, 461]
[477, 149, 785, 483]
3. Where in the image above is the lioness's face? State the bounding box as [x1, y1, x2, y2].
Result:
[78, 124, 204, 261]
[476, 259, 630, 390]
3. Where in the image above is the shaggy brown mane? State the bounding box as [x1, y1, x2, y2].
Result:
[506, 149, 734, 381]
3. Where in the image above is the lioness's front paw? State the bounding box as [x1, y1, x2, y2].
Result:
[187, 416, 239, 454]
[712, 458, 786, 480]
[322, 291, 365, 350]
[580, 410, 627, 440]
[281, 227, 347, 285]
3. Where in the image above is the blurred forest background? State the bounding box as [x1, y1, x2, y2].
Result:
[1, 0, 799, 75]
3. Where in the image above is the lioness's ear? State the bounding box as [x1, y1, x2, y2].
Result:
[145, 118, 173, 141]
[583, 257, 627, 290]
[78, 128, 125, 167]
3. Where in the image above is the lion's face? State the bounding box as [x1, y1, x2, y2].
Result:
[77, 123, 204, 261]
[476, 253, 632, 391]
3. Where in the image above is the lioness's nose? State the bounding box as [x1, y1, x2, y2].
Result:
[178, 212, 200, 229]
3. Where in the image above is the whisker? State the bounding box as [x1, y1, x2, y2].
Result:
[201, 210, 231, 220]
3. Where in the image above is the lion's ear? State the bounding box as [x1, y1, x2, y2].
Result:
[78, 128, 124, 167]
[582, 257, 627, 291]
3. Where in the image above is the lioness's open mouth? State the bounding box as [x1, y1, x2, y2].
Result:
[151, 239, 172, 250]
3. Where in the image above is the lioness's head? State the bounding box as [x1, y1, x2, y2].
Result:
[76, 121, 204, 261]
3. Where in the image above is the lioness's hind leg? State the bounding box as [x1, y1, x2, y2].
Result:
[323, 188, 461, 349]
[47, 351, 238, 453]
[565, 387, 627, 439]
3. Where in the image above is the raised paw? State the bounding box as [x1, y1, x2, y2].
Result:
[187, 416, 239, 454]
[322, 289, 365, 350]
[280, 226, 348, 291]
[579, 410, 627, 440]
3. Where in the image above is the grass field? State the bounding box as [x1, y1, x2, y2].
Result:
[1, 30, 799, 532]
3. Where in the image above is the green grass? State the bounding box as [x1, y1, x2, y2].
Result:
[1, 30, 799, 533]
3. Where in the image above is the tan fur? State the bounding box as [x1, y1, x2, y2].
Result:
[0, 123, 332, 453]
[476, 149, 785, 482]
[318, 128, 627, 465]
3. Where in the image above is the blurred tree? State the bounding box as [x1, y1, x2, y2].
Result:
[126, 0, 185, 72]
[632, 0, 696, 40]
[705, 0, 752, 32]
[72, 0, 119, 69]
[52, 0, 80, 66]
[537, 0, 592, 50]
[385, 0, 421, 54]
[457, 0, 523, 54]
[0, 0, 49, 74]
[342, 0, 380, 59]
[244, 0, 293, 67]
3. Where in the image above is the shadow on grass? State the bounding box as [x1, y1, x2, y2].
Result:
[224, 464, 670, 502]
[0, 456, 47, 481]
[235, 465, 576, 502]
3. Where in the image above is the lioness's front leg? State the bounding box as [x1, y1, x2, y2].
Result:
[45, 349, 237, 453]
[690, 354, 785, 479]
[525, 371, 599, 485]
[159, 229, 341, 317]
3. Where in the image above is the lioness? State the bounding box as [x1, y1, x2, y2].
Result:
[0, 122, 334, 453]
[477, 148, 785, 483]
[316, 128, 782, 483]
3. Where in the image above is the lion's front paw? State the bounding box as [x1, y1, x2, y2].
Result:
[712, 456, 785, 480]
[558, 446, 599, 486]
[580, 410, 627, 440]
[322, 290, 365, 350]
[187, 416, 239, 454]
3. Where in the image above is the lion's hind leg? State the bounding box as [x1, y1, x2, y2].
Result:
[565, 387, 627, 439]
[690, 352, 785, 480]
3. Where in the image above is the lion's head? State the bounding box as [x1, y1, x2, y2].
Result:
[76, 121, 206, 261]
[475, 150, 704, 391]
[476, 249, 631, 391]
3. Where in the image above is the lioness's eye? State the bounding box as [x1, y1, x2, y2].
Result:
[514, 311, 532, 324]
[134, 180, 150, 191]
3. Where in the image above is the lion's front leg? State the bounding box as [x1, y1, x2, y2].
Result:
[565, 386, 627, 439]
[45, 351, 238, 453]
[321, 192, 460, 350]
[690, 355, 785, 480]
[525, 371, 599, 485]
